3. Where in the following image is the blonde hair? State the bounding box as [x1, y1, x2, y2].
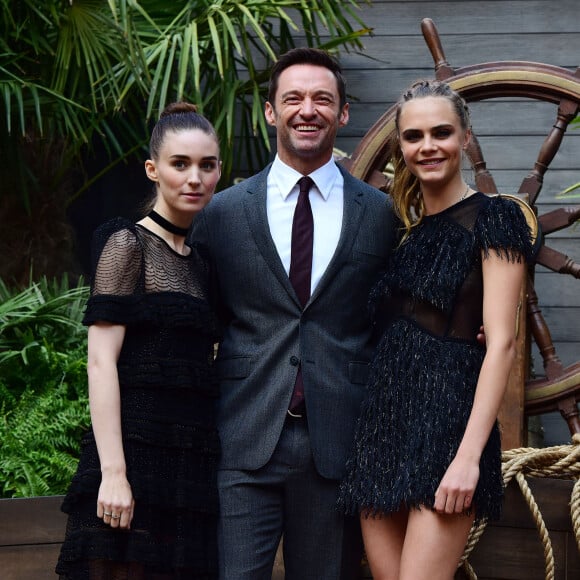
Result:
[391, 80, 471, 239]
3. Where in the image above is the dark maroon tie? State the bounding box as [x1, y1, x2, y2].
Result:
[289, 176, 314, 306]
[288, 176, 314, 412]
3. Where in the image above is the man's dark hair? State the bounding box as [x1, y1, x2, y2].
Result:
[267, 47, 347, 110]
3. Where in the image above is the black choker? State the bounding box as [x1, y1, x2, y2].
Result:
[147, 210, 189, 237]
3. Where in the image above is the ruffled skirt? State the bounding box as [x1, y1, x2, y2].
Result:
[338, 319, 503, 523]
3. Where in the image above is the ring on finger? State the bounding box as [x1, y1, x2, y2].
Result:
[111, 514, 121, 519]
[103, 512, 112, 517]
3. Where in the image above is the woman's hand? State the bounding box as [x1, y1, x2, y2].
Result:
[433, 454, 479, 515]
[97, 471, 135, 529]
[88, 322, 134, 529]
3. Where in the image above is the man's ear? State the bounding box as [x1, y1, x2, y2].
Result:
[265, 101, 277, 127]
[338, 103, 349, 128]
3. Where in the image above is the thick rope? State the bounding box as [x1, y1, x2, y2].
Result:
[458, 433, 580, 579]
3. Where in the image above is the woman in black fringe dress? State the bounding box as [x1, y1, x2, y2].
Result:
[338, 80, 534, 579]
[56, 102, 222, 579]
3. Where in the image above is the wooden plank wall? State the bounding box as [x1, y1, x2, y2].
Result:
[0, 496, 67, 580]
[454, 478, 580, 579]
[329, 0, 580, 445]
[0, 486, 577, 579]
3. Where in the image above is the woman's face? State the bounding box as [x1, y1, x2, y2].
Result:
[397, 96, 470, 192]
[145, 128, 221, 222]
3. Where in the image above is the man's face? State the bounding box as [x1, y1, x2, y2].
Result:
[265, 63, 349, 173]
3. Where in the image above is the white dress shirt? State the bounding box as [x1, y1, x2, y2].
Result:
[267, 155, 344, 296]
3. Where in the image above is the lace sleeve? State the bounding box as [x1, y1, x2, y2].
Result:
[473, 195, 535, 264]
[83, 218, 143, 325]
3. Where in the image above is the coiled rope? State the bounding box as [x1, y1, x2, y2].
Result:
[459, 433, 580, 579]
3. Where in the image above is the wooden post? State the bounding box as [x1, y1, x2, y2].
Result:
[498, 277, 528, 450]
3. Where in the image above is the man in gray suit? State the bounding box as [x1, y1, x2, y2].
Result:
[191, 48, 395, 579]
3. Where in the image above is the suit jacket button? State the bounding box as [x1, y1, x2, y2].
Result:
[290, 356, 299, 366]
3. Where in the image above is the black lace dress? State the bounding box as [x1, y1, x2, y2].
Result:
[56, 218, 221, 579]
[338, 193, 534, 523]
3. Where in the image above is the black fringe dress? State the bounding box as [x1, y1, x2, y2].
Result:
[338, 193, 534, 523]
[56, 218, 221, 579]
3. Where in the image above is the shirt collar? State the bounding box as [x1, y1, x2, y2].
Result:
[270, 155, 340, 201]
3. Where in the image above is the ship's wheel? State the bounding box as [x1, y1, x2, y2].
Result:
[345, 18, 580, 440]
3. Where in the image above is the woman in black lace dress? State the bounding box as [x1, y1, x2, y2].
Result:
[56, 103, 222, 579]
[338, 81, 534, 579]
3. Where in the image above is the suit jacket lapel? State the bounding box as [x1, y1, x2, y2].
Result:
[309, 168, 366, 306]
[243, 166, 301, 305]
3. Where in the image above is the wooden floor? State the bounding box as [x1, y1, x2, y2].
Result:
[1, 479, 578, 579]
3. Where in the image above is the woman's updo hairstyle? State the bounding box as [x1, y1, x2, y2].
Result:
[149, 102, 219, 161]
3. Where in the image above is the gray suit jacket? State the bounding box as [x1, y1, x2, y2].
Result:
[191, 163, 395, 479]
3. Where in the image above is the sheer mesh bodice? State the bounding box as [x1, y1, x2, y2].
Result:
[91, 224, 212, 297]
[373, 193, 530, 342]
[56, 218, 220, 580]
[338, 193, 534, 522]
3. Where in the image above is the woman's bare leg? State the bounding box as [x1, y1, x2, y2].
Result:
[360, 509, 408, 580]
[399, 507, 474, 580]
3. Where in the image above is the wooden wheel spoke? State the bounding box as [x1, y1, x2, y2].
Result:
[421, 18, 455, 80]
[466, 133, 498, 194]
[519, 95, 580, 205]
[536, 245, 580, 278]
[538, 206, 580, 235]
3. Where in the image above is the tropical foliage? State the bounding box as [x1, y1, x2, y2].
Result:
[0, 276, 90, 497]
[0, 0, 372, 283]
